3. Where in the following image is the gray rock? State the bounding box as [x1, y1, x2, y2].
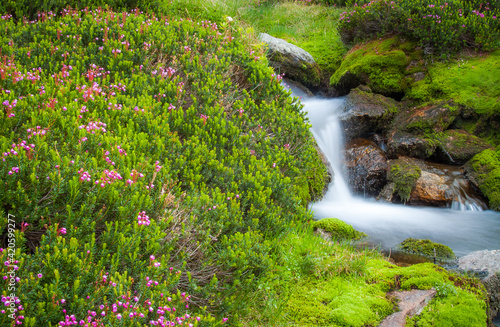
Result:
[379, 289, 437, 327]
[386, 131, 437, 159]
[259, 33, 322, 91]
[259, 33, 316, 65]
[458, 250, 500, 321]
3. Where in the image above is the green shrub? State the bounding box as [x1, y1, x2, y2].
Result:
[0, 7, 328, 325]
[339, 0, 500, 53]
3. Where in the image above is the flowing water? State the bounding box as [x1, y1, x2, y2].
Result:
[286, 83, 500, 257]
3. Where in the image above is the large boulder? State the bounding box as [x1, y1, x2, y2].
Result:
[433, 129, 494, 165]
[339, 86, 399, 141]
[345, 139, 388, 196]
[408, 170, 455, 207]
[457, 250, 500, 322]
[259, 33, 322, 91]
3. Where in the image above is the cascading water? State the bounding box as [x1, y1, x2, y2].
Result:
[286, 83, 500, 257]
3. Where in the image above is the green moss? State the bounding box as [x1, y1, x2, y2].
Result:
[312, 218, 367, 240]
[397, 238, 455, 261]
[406, 288, 487, 327]
[407, 51, 500, 116]
[330, 37, 414, 95]
[387, 161, 422, 203]
[466, 149, 500, 210]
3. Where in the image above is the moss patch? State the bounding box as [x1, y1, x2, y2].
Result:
[433, 129, 493, 165]
[407, 51, 500, 114]
[312, 218, 367, 240]
[387, 160, 422, 203]
[330, 37, 421, 96]
[397, 238, 456, 261]
[465, 149, 500, 211]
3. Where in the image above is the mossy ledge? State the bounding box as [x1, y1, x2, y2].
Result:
[312, 217, 367, 240]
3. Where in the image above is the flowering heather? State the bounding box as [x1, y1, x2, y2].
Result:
[0, 4, 326, 326]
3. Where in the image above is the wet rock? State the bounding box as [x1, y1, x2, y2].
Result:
[377, 182, 396, 203]
[395, 101, 461, 134]
[409, 170, 455, 206]
[339, 86, 399, 141]
[259, 33, 322, 92]
[345, 139, 388, 196]
[457, 250, 500, 321]
[386, 131, 437, 159]
[433, 129, 494, 165]
[379, 289, 437, 327]
[385, 157, 486, 208]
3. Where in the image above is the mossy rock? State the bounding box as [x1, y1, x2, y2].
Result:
[397, 238, 455, 261]
[330, 37, 420, 97]
[464, 149, 500, 211]
[386, 131, 438, 159]
[312, 218, 366, 241]
[387, 158, 422, 203]
[396, 101, 461, 135]
[433, 129, 494, 165]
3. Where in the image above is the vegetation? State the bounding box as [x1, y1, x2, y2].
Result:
[339, 0, 500, 54]
[0, 0, 495, 326]
[397, 238, 456, 261]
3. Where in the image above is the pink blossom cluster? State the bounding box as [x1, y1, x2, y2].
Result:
[78, 121, 107, 133]
[95, 169, 123, 187]
[151, 66, 176, 78]
[78, 169, 92, 182]
[155, 161, 162, 172]
[137, 211, 151, 226]
[2, 99, 17, 117]
[3, 140, 35, 161]
[78, 82, 105, 101]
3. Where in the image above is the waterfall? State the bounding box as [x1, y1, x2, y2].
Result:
[284, 82, 500, 256]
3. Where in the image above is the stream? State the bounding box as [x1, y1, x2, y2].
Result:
[286, 83, 500, 257]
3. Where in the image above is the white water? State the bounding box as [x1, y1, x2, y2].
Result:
[287, 84, 500, 257]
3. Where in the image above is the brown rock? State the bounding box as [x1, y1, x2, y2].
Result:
[409, 170, 454, 206]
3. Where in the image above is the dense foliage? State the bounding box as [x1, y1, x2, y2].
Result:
[339, 0, 500, 53]
[0, 7, 328, 326]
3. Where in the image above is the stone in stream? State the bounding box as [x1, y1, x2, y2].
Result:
[339, 85, 399, 141]
[382, 157, 488, 208]
[379, 289, 437, 327]
[432, 129, 494, 165]
[386, 131, 437, 159]
[258, 33, 322, 92]
[345, 138, 388, 196]
[457, 250, 500, 322]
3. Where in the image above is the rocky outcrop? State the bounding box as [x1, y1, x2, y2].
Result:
[394, 101, 461, 134]
[259, 33, 322, 91]
[345, 139, 388, 196]
[433, 129, 494, 165]
[339, 86, 399, 141]
[464, 149, 500, 211]
[386, 131, 437, 159]
[458, 250, 500, 322]
[379, 289, 437, 327]
[409, 170, 455, 206]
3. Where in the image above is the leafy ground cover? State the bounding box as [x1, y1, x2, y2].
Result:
[0, 7, 328, 326]
[0, 1, 494, 326]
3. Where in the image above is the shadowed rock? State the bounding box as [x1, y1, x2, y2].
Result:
[339, 86, 399, 141]
[345, 138, 388, 196]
